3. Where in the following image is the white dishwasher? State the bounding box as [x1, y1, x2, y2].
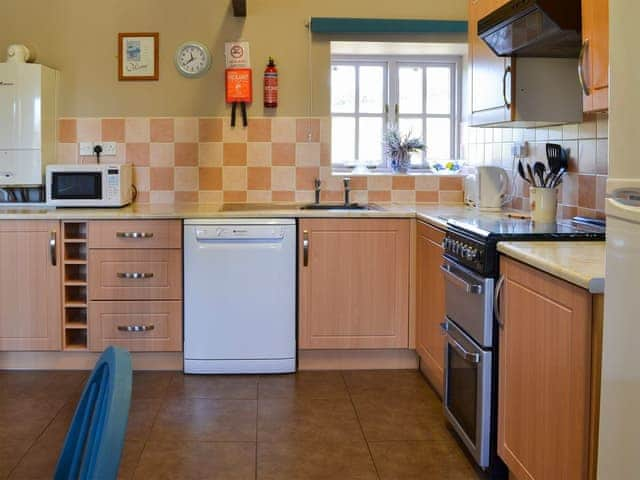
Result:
[183, 218, 296, 374]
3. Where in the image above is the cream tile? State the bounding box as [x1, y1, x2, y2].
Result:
[562, 124, 579, 140]
[247, 190, 272, 203]
[76, 118, 101, 142]
[492, 128, 502, 143]
[596, 139, 608, 175]
[351, 190, 368, 204]
[501, 128, 513, 143]
[548, 126, 563, 141]
[271, 167, 296, 191]
[512, 128, 524, 142]
[523, 128, 536, 142]
[484, 128, 493, 143]
[492, 143, 502, 164]
[222, 166, 247, 190]
[475, 128, 485, 143]
[150, 191, 175, 203]
[367, 175, 392, 191]
[414, 175, 438, 191]
[199, 143, 223, 167]
[133, 166, 150, 192]
[125, 118, 150, 143]
[114, 143, 126, 164]
[175, 167, 199, 191]
[56, 143, 78, 164]
[199, 191, 223, 203]
[295, 143, 321, 166]
[391, 190, 416, 203]
[596, 114, 609, 139]
[174, 117, 199, 142]
[271, 118, 296, 143]
[484, 144, 493, 163]
[535, 128, 549, 142]
[222, 123, 248, 143]
[150, 143, 174, 167]
[247, 142, 272, 166]
[579, 118, 597, 139]
[295, 191, 315, 203]
[578, 139, 597, 174]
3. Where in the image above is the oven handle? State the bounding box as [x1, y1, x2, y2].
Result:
[440, 263, 483, 295]
[495, 275, 505, 328]
[446, 334, 480, 364]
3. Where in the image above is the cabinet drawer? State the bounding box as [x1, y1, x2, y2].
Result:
[89, 301, 182, 352]
[89, 249, 182, 300]
[88, 220, 181, 249]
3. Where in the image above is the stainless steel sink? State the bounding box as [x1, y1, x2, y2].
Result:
[300, 203, 379, 211]
[220, 203, 297, 212]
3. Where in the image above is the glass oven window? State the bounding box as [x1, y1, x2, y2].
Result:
[52, 172, 102, 199]
[447, 345, 478, 443]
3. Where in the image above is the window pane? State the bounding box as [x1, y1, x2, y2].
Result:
[358, 117, 383, 165]
[359, 66, 384, 114]
[426, 67, 451, 114]
[398, 117, 424, 165]
[331, 117, 356, 165]
[426, 117, 451, 160]
[331, 66, 355, 113]
[399, 67, 423, 114]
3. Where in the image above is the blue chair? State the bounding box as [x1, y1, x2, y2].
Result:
[54, 346, 132, 480]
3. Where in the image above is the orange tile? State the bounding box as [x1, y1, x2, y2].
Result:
[272, 191, 295, 202]
[199, 118, 223, 142]
[58, 119, 77, 143]
[199, 167, 222, 190]
[271, 143, 296, 166]
[321, 190, 344, 202]
[248, 119, 272, 142]
[439, 176, 463, 191]
[101, 119, 125, 142]
[247, 167, 271, 190]
[223, 143, 247, 166]
[368, 191, 391, 202]
[296, 119, 320, 142]
[126, 143, 150, 166]
[350, 177, 368, 190]
[224, 191, 247, 203]
[175, 191, 199, 202]
[320, 143, 331, 166]
[416, 191, 439, 203]
[578, 174, 596, 209]
[296, 167, 320, 190]
[175, 143, 199, 166]
[150, 118, 175, 142]
[392, 176, 415, 190]
[150, 167, 174, 191]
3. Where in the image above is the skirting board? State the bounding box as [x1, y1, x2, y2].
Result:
[298, 349, 419, 370]
[0, 351, 183, 371]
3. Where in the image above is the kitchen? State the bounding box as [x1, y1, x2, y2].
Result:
[0, 0, 635, 479]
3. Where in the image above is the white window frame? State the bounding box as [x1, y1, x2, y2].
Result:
[331, 54, 462, 172]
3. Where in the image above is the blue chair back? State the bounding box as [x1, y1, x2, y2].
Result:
[54, 346, 132, 480]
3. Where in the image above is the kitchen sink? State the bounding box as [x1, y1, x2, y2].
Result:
[300, 203, 380, 211]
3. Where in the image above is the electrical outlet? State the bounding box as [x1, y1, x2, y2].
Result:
[100, 142, 117, 156]
[79, 142, 94, 156]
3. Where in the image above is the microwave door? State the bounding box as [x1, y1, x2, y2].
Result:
[51, 172, 102, 200]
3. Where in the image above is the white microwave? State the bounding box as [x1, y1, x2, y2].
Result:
[46, 164, 133, 207]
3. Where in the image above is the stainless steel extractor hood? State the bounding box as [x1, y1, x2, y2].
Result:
[478, 0, 581, 58]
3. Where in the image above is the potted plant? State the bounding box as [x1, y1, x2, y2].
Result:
[383, 129, 426, 173]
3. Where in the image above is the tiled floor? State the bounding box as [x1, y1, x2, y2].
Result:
[0, 369, 481, 479]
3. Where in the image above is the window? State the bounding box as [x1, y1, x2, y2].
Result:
[331, 55, 460, 170]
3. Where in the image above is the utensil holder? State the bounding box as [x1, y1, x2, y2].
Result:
[529, 187, 558, 223]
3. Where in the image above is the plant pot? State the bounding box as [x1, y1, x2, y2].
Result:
[391, 152, 410, 174]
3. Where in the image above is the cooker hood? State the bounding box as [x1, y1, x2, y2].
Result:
[478, 0, 581, 58]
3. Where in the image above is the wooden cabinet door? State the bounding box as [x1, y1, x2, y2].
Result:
[298, 219, 410, 349]
[498, 257, 592, 480]
[469, 0, 514, 125]
[0, 221, 61, 351]
[415, 221, 446, 395]
[582, 0, 609, 112]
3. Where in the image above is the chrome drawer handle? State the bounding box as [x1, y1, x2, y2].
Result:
[117, 324, 155, 332]
[303, 230, 309, 267]
[49, 231, 57, 266]
[447, 336, 480, 364]
[116, 272, 154, 279]
[578, 39, 590, 97]
[440, 264, 483, 295]
[116, 232, 154, 239]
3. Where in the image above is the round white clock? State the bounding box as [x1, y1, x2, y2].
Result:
[175, 42, 212, 78]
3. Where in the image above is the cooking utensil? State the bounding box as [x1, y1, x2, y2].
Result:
[546, 143, 563, 174]
[517, 160, 530, 184]
[526, 163, 537, 186]
[533, 162, 546, 186]
[551, 167, 566, 188]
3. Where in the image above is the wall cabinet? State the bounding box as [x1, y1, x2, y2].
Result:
[0, 221, 61, 351]
[415, 221, 446, 395]
[581, 0, 609, 112]
[469, 0, 514, 125]
[298, 218, 410, 349]
[498, 257, 595, 480]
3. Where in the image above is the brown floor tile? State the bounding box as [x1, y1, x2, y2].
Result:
[0, 396, 65, 440]
[150, 397, 257, 442]
[352, 393, 451, 442]
[131, 371, 176, 399]
[258, 371, 348, 399]
[369, 440, 481, 480]
[117, 440, 146, 480]
[257, 439, 378, 480]
[0, 371, 86, 402]
[0, 432, 32, 478]
[169, 374, 258, 400]
[343, 370, 438, 401]
[133, 441, 255, 480]
[125, 398, 163, 442]
[258, 398, 363, 443]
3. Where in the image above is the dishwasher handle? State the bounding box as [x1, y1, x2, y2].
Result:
[194, 226, 286, 242]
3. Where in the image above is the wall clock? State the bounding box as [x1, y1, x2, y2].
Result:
[175, 42, 212, 78]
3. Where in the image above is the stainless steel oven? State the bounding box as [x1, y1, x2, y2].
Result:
[440, 256, 495, 469]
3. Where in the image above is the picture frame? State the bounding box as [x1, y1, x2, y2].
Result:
[118, 32, 159, 81]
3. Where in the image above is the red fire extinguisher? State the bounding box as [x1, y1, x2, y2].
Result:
[264, 57, 278, 108]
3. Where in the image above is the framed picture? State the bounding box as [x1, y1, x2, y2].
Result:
[118, 32, 159, 81]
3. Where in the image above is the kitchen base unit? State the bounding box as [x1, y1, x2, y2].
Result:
[183, 219, 296, 374]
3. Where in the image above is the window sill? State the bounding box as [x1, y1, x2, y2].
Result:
[331, 167, 463, 176]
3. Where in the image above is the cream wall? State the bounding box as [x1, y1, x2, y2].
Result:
[0, 0, 467, 117]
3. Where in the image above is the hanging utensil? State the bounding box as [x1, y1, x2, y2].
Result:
[533, 162, 546, 187]
[546, 143, 563, 174]
[526, 163, 537, 187]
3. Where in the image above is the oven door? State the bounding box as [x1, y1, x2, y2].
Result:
[443, 317, 492, 469]
[50, 171, 103, 201]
